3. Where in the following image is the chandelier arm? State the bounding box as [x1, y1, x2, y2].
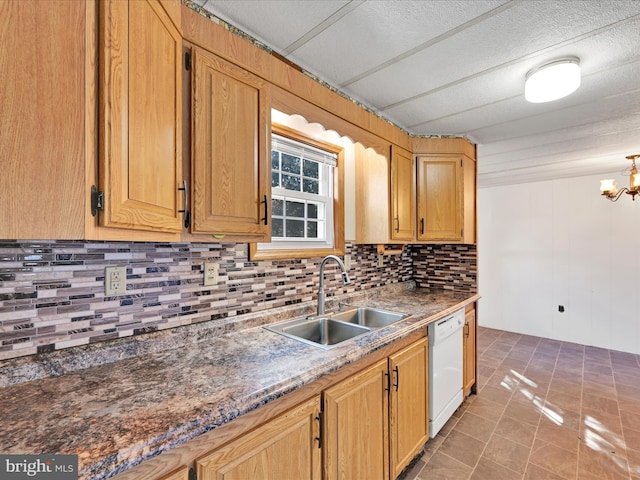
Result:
[603, 187, 629, 202]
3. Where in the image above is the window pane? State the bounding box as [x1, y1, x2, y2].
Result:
[271, 172, 280, 188]
[282, 174, 301, 191]
[307, 203, 318, 219]
[303, 178, 319, 194]
[272, 198, 283, 216]
[272, 218, 283, 237]
[303, 159, 319, 179]
[271, 150, 280, 170]
[286, 219, 305, 237]
[282, 153, 300, 174]
[307, 221, 318, 238]
[286, 200, 305, 218]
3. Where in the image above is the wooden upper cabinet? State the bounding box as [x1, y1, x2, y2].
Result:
[390, 146, 416, 242]
[191, 48, 271, 240]
[99, 0, 183, 233]
[0, 0, 86, 239]
[416, 155, 463, 242]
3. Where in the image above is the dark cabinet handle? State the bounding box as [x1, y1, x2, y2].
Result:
[262, 195, 268, 225]
[420, 217, 425, 235]
[314, 411, 323, 449]
[384, 370, 391, 392]
[178, 180, 190, 229]
[464, 322, 470, 337]
[392, 366, 399, 392]
[394, 217, 399, 232]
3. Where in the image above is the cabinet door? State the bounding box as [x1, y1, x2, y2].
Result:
[463, 306, 477, 395]
[389, 337, 429, 478]
[156, 467, 188, 480]
[0, 0, 86, 239]
[99, 0, 183, 233]
[197, 396, 321, 480]
[390, 146, 416, 242]
[416, 156, 462, 241]
[191, 48, 271, 240]
[323, 359, 389, 480]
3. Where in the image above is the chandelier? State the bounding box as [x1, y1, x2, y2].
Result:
[600, 154, 640, 201]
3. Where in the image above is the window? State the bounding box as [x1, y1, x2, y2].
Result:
[250, 128, 345, 260]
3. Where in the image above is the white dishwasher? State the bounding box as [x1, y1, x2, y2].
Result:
[428, 308, 464, 438]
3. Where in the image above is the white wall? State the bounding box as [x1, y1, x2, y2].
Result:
[478, 172, 640, 354]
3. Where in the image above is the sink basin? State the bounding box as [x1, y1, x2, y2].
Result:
[264, 306, 407, 349]
[266, 317, 370, 349]
[332, 307, 407, 328]
[282, 318, 370, 347]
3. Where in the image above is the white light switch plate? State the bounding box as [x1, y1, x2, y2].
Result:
[204, 262, 219, 286]
[344, 254, 351, 270]
[377, 254, 384, 268]
[105, 266, 127, 296]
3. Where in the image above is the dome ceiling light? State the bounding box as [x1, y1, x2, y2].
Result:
[525, 57, 581, 103]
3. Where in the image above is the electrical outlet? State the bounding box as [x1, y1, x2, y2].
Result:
[105, 266, 127, 296]
[344, 254, 351, 270]
[377, 254, 384, 268]
[204, 262, 219, 286]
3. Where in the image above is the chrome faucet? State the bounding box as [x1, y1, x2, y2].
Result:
[317, 255, 351, 316]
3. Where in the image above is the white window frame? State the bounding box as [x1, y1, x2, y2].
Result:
[259, 134, 337, 252]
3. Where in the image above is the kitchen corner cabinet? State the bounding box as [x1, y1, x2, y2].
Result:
[324, 359, 390, 480]
[190, 47, 271, 241]
[390, 146, 416, 242]
[416, 154, 476, 243]
[389, 337, 429, 478]
[463, 304, 477, 396]
[196, 395, 321, 480]
[99, 0, 183, 233]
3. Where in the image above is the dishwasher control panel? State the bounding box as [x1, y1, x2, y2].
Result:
[429, 309, 465, 344]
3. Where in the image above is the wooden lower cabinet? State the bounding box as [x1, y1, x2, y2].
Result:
[157, 467, 188, 480]
[323, 359, 390, 480]
[463, 304, 477, 396]
[196, 396, 321, 480]
[389, 337, 429, 478]
[324, 337, 429, 480]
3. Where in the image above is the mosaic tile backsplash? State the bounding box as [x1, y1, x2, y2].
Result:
[0, 241, 476, 360]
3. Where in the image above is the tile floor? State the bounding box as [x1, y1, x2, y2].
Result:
[402, 327, 640, 480]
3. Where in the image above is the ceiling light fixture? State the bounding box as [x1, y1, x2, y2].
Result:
[600, 154, 640, 201]
[525, 57, 581, 103]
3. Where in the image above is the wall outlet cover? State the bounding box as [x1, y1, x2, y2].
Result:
[377, 254, 384, 268]
[105, 266, 127, 296]
[344, 254, 351, 270]
[204, 262, 219, 286]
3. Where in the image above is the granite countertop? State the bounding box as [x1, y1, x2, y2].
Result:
[0, 284, 479, 480]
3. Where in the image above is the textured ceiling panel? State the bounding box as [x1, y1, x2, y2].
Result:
[345, 2, 640, 110]
[197, 0, 640, 187]
[202, 0, 350, 50]
[285, 0, 508, 86]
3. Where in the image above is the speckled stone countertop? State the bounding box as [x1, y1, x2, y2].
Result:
[0, 284, 478, 480]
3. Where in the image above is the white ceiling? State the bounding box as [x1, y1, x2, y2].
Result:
[193, 0, 640, 187]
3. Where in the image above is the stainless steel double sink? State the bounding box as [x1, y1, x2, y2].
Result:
[264, 306, 407, 349]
